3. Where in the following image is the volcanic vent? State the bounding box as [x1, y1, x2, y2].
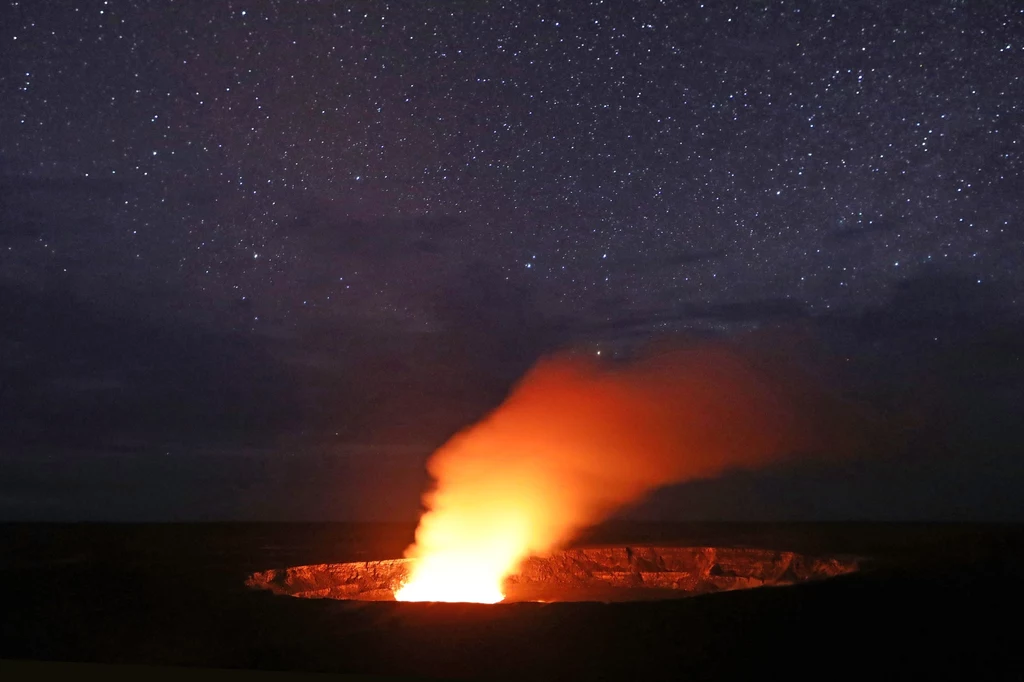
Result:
[246, 546, 859, 603]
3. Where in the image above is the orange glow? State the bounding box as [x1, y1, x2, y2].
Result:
[395, 343, 862, 603]
[393, 556, 506, 604]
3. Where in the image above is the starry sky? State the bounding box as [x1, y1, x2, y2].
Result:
[1, 1, 1022, 521]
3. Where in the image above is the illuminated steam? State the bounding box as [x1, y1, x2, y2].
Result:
[396, 341, 864, 603]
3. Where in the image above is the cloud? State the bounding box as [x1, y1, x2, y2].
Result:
[662, 248, 727, 266]
[825, 217, 900, 242]
[0, 281, 303, 450]
[0, 174, 133, 196]
[620, 269, 1024, 521]
[682, 297, 807, 322]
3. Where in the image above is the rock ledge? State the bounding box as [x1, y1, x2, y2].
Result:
[246, 546, 859, 602]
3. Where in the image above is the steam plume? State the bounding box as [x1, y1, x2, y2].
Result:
[396, 340, 866, 602]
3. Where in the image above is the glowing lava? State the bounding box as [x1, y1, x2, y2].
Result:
[393, 504, 532, 602]
[393, 556, 505, 603]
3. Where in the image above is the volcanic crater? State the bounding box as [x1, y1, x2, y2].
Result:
[246, 545, 860, 603]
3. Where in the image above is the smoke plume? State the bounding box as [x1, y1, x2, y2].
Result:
[396, 340, 868, 601]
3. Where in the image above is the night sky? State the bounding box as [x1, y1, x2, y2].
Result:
[1, 1, 1022, 521]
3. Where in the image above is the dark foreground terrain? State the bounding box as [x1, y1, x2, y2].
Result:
[1, 522, 1022, 680]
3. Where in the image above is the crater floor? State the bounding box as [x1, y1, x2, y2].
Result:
[246, 545, 860, 602]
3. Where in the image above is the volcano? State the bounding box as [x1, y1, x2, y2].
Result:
[246, 545, 859, 603]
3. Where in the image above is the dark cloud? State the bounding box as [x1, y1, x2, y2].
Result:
[0, 281, 303, 451]
[663, 249, 727, 266]
[624, 269, 1024, 522]
[581, 297, 807, 341]
[0, 448, 429, 522]
[432, 261, 568, 365]
[826, 217, 902, 242]
[1, 263, 1022, 520]
[0, 174, 133, 196]
[682, 297, 808, 322]
[0, 219, 46, 239]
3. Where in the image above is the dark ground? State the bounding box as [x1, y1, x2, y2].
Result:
[1, 522, 1022, 680]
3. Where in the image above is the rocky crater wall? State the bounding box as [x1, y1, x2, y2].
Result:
[246, 546, 859, 602]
